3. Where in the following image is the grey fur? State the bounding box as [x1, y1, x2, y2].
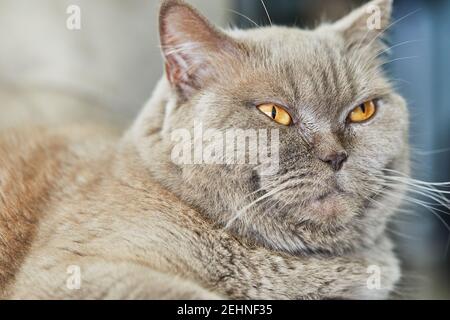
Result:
[139, 0, 409, 255]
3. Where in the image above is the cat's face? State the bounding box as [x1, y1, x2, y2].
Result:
[136, 0, 409, 254]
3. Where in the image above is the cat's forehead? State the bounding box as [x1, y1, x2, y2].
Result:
[227, 26, 312, 42]
[226, 26, 365, 114]
[226, 26, 343, 55]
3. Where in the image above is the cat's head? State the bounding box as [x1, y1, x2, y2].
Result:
[132, 0, 409, 254]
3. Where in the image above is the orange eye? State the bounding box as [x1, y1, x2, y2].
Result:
[349, 100, 377, 123]
[257, 103, 292, 126]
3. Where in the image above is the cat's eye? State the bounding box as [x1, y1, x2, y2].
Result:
[348, 100, 377, 123]
[257, 103, 292, 126]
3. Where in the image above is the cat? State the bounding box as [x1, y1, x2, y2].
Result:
[0, 0, 407, 299]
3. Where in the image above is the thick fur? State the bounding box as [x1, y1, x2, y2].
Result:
[1, 0, 406, 299]
[0, 124, 399, 299]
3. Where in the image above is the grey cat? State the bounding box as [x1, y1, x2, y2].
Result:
[146, 0, 409, 260]
[1, 0, 407, 299]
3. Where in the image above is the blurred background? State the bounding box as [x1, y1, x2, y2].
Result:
[0, 0, 448, 299]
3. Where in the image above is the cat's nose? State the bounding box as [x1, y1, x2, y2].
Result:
[311, 132, 348, 171]
[320, 151, 348, 171]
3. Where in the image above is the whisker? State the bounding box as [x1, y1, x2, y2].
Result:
[226, 181, 291, 229]
[359, 174, 450, 231]
[383, 168, 450, 186]
[365, 39, 423, 67]
[227, 9, 260, 28]
[378, 56, 420, 68]
[374, 176, 450, 211]
[366, 186, 450, 231]
[412, 146, 450, 156]
[386, 226, 421, 241]
[259, 0, 273, 26]
[373, 39, 423, 59]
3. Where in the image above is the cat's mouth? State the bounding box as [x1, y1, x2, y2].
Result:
[259, 167, 398, 223]
[307, 182, 387, 213]
[313, 188, 346, 202]
[302, 172, 396, 222]
[304, 182, 348, 204]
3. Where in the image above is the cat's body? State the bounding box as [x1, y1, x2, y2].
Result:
[1, 0, 408, 299]
[0, 82, 399, 300]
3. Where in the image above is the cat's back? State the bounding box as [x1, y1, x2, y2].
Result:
[0, 125, 214, 298]
[0, 125, 118, 295]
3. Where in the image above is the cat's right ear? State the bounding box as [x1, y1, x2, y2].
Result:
[159, 0, 239, 100]
[332, 0, 393, 49]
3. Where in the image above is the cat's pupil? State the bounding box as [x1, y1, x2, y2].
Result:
[360, 104, 366, 113]
[271, 106, 277, 119]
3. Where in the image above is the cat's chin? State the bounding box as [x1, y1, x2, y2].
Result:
[301, 191, 355, 225]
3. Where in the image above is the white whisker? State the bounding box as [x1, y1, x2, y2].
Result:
[378, 56, 420, 68]
[259, 0, 273, 26]
[227, 9, 260, 28]
[412, 147, 450, 156]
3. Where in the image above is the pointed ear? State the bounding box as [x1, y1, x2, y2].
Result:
[159, 0, 239, 100]
[332, 0, 393, 49]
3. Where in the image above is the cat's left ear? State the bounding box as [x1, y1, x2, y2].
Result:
[332, 0, 393, 48]
[159, 0, 240, 100]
